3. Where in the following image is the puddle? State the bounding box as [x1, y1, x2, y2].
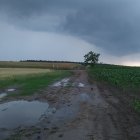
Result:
[52, 104, 78, 122]
[0, 93, 7, 99]
[0, 100, 52, 129]
[0, 88, 16, 100]
[46, 102, 79, 127]
[78, 83, 85, 87]
[61, 78, 69, 83]
[52, 78, 70, 87]
[49, 94, 91, 126]
[53, 82, 61, 87]
[0, 93, 7, 100]
[7, 89, 16, 92]
[79, 93, 90, 102]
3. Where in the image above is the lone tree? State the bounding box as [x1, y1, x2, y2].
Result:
[84, 51, 100, 66]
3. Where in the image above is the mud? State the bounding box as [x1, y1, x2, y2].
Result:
[0, 70, 140, 140]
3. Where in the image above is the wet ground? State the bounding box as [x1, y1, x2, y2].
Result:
[0, 101, 50, 129]
[0, 70, 140, 140]
[0, 88, 17, 101]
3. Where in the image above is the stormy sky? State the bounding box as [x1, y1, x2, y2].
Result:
[0, 0, 140, 66]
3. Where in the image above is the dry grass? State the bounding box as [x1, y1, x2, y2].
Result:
[0, 68, 51, 79]
[0, 61, 80, 70]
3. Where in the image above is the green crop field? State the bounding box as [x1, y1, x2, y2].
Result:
[89, 64, 140, 91]
[88, 64, 140, 112]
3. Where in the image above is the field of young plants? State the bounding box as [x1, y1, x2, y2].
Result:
[89, 64, 140, 112]
[89, 64, 140, 91]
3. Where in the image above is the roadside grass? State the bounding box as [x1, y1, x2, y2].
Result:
[0, 70, 71, 96]
[132, 100, 140, 113]
[88, 64, 140, 112]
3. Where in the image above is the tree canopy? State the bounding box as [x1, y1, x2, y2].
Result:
[84, 51, 100, 66]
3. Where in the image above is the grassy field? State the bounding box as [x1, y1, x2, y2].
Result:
[88, 64, 140, 112]
[0, 61, 80, 70]
[0, 68, 70, 96]
[0, 61, 76, 97]
[0, 68, 51, 78]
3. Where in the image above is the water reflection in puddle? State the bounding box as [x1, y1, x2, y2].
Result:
[79, 93, 90, 102]
[7, 89, 16, 92]
[53, 82, 61, 87]
[52, 78, 70, 87]
[0, 88, 16, 101]
[78, 83, 85, 87]
[0, 93, 7, 100]
[0, 101, 50, 129]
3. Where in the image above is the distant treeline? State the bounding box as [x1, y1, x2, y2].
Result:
[20, 60, 84, 64]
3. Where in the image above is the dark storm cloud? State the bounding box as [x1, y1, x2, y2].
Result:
[0, 0, 49, 17]
[63, 0, 140, 55]
[0, 0, 77, 17]
[0, 0, 140, 56]
[0, 0, 77, 32]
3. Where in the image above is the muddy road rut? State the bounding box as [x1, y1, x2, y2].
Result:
[0, 70, 140, 140]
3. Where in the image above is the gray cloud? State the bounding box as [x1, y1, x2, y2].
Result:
[63, 0, 140, 55]
[0, 0, 45, 17]
[0, 0, 140, 56]
[0, 22, 96, 62]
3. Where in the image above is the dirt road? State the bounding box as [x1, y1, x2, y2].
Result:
[1, 70, 140, 140]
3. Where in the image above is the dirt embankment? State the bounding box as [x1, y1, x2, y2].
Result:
[0, 70, 140, 140]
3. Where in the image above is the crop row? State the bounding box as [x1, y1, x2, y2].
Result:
[89, 64, 140, 91]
